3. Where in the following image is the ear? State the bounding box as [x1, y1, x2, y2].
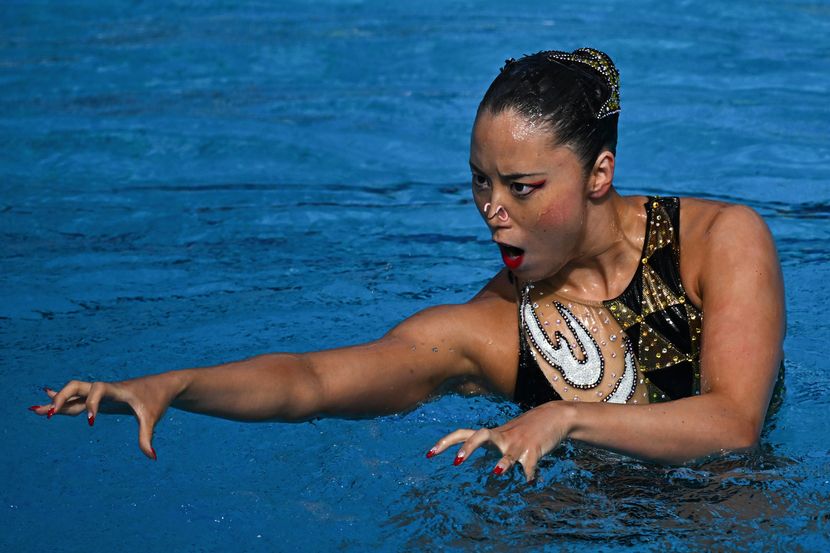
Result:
[587, 151, 615, 199]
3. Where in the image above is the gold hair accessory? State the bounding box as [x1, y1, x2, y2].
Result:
[546, 48, 621, 119]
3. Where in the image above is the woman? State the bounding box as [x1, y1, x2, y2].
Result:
[29, 48, 785, 481]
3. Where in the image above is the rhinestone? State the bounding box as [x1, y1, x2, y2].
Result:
[611, 352, 616, 358]
[573, 397, 580, 402]
[563, 387, 569, 392]
[552, 375, 559, 381]
[633, 400, 638, 404]
[544, 321, 550, 326]
[596, 391, 603, 397]
[533, 303, 539, 309]
[611, 373, 616, 378]
[556, 319, 561, 324]
[610, 335, 617, 342]
[592, 327, 598, 333]
[601, 341, 607, 346]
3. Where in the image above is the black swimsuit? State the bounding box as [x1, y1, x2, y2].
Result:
[513, 197, 703, 409]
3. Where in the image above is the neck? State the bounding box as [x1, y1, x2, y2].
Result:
[548, 190, 646, 301]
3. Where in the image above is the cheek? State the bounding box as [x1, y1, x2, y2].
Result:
[535, 203, 571, 233]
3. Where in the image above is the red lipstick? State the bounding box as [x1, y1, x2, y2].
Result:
[499, 244, 524, 270]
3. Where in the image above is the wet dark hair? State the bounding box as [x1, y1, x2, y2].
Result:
[477, 48, 620, 176]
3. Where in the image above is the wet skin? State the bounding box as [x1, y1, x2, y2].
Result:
[31, 109, 785, 482]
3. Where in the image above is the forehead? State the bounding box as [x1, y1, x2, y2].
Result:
[470, 109, 571, 169]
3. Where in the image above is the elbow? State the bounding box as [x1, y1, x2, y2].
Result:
[727, 418, 762, 452]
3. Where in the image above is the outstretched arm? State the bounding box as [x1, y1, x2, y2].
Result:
[32, 275, 520, 459]
[430, 204, 785, 479]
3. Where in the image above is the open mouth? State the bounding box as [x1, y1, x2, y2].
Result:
[497, 243, 525, 270]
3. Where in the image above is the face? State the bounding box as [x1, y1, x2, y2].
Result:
[469, 109, 591, 281]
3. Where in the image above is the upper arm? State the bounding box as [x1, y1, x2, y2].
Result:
[693, 204, 785, 438]
[304, 271, 519, 416]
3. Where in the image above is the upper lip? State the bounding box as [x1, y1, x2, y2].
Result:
[494, 239, 524, 255]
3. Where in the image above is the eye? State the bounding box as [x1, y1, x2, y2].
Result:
[510, 181, 544, 197]
[471, 173, 490, 191]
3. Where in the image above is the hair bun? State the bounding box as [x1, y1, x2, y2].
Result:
[545, 48, 620, 119]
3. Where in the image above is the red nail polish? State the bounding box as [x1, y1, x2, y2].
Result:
[150, 448, 157, 461]
[492, 466, 504, 475]
[88, 414, 95, 427]
[453, 455, 464, 466]
[28, 406, 40, 412]
[43, 386, 52, 393]
[426, 449, 436, 459]
[47, 408, 55, 419]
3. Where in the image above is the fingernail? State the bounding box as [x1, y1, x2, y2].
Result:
[150, 448, 157, 461]
[492, 466, 504, 476]
[87, 413, 95, 427]
[453, 452, 465, 466]
[47, 407, 55, 419]
[426, 449, 437, 459]
[28, 405, 40, 412]
[43, 386, 52, 393]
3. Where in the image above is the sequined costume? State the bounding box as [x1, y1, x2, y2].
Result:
[513, 196, 703, 408]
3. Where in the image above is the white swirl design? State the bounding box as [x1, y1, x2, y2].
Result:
[522, 296, 603, 388]
[604, 340, 637, 404]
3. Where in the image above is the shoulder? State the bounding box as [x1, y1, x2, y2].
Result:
[677, 197, 779, 306]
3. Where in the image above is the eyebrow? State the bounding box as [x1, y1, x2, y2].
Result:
[468, 161, 546, 181]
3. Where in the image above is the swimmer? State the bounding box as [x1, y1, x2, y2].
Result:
[29, 48, 785, 481]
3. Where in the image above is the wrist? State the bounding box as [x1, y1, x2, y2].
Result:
[164, 369, 194, 405]
[556, 400, 580, 440]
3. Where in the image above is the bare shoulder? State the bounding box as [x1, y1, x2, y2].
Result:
[385, 269, 520, 396]
[678, 197, 777, 306]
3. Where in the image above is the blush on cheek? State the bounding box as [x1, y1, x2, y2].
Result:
[536, 204, 570, 231]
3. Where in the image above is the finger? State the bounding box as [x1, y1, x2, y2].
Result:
[426, 429, 475, 458]
[135, 407, 158, 461]
[85, 381, 110, 427]
[517, 450, 540, 483]
[491, 453, 518, 476]
[50, 380, 92, 418]
[455, 428, 497, 465]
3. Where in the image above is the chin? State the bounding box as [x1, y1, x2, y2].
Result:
[511, 259, 562, 283]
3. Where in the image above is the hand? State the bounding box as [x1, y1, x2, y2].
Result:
[28, 373, 182, 460]
[426, 402, 572, 482]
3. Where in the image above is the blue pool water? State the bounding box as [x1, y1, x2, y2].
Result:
[3, 1, 830, 550]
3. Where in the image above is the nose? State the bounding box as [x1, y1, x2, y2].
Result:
[482, 201, 510, 223]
